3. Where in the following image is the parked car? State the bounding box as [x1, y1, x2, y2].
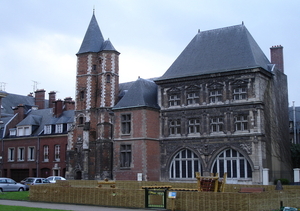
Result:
[24, 177, 50, 190]
[0, 177, 26, 192]
[20, 177, 29, 185]
[46, 176, 66, 183]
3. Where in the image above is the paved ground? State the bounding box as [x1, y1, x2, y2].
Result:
[0, 200, 157, 211]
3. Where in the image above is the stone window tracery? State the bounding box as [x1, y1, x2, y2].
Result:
[212, 148, 252, 180]
[169, 149, 201, 179]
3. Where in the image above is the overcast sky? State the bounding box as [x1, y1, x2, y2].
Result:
[0, 0, 299, 106]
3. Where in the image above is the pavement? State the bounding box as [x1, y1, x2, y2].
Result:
[0, 200, 158, 211]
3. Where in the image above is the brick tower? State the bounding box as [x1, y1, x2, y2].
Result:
[66, 12, 119, 180]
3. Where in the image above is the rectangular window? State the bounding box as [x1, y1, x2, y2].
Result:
[24, 127, 30, 135]
[121, 114, 131, 134]
[55, 145, 60, 161]
[43, 145, 49, 162]
[8, 148, 15, 162]
[235, 115, 248, 131]
[188, 119, 200, 133]
[209, 90, 222, 103]
[170, 119, 181, 135]
[9, 128, 16, 136]
[56, 124, 63, 133]
[120, 144, 131, 168]
[211, 117, 223, 132]
[187, 92, 199, 105]
[233, 87, 247, 100]
[17, 126, 30, 136]
[28, 147, 35, 161]
[17, 127, 24, 136]
[44, 125, 52, 134]
[18, 147, 25, 161]
[169, 94, 181, 107]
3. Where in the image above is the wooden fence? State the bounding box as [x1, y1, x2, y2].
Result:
[29, 180, 300, 211]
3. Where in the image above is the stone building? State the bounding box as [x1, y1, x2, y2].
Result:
[155, 25, 291, 184]
[66, 13, 291, 184]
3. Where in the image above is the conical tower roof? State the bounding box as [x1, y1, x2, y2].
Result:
[77, 14, 104, 54]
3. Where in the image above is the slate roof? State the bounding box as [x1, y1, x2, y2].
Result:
[157, 24, 271, 81]
[1, 93, 35, 117]
[113, 78, 159, 110]
[77, 14, 118, 54]
[16, 108, 53, 136]
[48, 110, 74, 125]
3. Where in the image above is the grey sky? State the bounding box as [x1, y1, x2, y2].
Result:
[0, 0, 299, 106]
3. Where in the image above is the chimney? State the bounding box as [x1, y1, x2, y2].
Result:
[48, 91, 56, 108]
[54, 99, 63, 117]
[13, 104, 26, 123]
[35, 89, 46, 109]
[63, 97, 75, 111]
[270, 45, 284, 73]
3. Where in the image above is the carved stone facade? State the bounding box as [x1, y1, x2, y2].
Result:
[66, 15, 291, 184]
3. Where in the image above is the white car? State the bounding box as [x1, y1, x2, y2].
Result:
[47, 176, 66, 183]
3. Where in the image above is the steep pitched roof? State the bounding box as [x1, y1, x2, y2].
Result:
[77, 14, 104, 54]
[113, 78, 159, 110]
[102, 39, 118, 51]
[157, 24, 271, 81]
[77, 14, 118, 54]
[1, 93, 35, 117]
[16, 108, 53, 135]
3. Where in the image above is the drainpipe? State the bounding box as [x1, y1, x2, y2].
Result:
[36, 130, 43, 177]
[36, 136, 40, 177]
[1, 133, 3, 177]
[109, 111, 114, 180]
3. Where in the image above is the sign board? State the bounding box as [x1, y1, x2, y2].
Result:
[168, 191, 177, 198]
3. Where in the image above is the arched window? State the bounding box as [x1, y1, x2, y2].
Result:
[212, 148, 252, 179]
[170, 149, 201, 179]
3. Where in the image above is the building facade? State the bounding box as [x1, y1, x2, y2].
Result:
[0, 89, 74, 182]
[66, 14, 292, 184]
[66, 13, 119, 180]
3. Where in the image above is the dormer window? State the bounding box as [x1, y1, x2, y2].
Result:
[17, 126, 31, 136]
[56, 124, 63, 133]
[44, 125, 52, 134]
[9, 128, 16, 136]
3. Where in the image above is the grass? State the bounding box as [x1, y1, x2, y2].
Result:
[0, 191, 29, 201]
[0, 191, 69, 210]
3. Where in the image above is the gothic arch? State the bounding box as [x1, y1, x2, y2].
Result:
[209, 146, 254, 181]
[168, 147, 204, 180]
